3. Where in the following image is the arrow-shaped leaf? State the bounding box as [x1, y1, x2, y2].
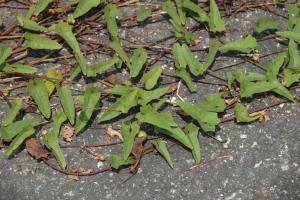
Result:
[28, 78, 51, 118]
[24, 33, 62, 50]
[75, 87, 101, 134]
[152, 139, 173, 168]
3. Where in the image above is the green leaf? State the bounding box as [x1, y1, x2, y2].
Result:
[72, 0, 102, 19]
[176, 69, 197, 92]
[28, 78, 51, 118]
[87, 55, 120, 77]
[208, 0, 225, 32]
[75, 87, 101, 134]
[16, 13, 46, 32]
[185, 123, 201, 164]
[49, 21, 87, 74]
[97, 88, 139, 123]
[152, 139, 173, 168]
[284, 68, 300, 87]
[140, 66, 162, 90]
[173, 43, 187, 70]
[234, 103, 259, 123]
[287, 39, 300, 71]
[138, 87, 168, 105]
[104, 4, 121, 41]
[265, 52, 287, 80]
[288, 4, 299, 31]
[181, 44, 203, 76]
[196, 93, 226, 112]
[2, 98, 23, 126]
[129, 47, 148, 77]
[162, 0, 182, 27]
[24, 33, 62, 50]
[122, 121, 139, 159]
[203, 39, 222, 70]
[272, 83, 294, 102]
[56, 84, 75, 125]
[226, 72, 234, 91]
[108, 40, 130, 66]
[108, 155, 135, 170]
[239, 81, 275, 98]
[43, 111, 67, 168]
[254, 18, 278, 33]
[70, 64, 81, 80]
[1, 63, 37, 74]
[44, 67, 63, 96]
[0, 118, 41, 142]
[276, 31, 300, 44]
[182, 0, 209, 23]
[0, 44, 12, 66]
[33, 0, 53, 16]
[5, 127, 35, 156]
[137, 6, 151, 22]
[175, 0, 186, 25]
[136, 105, 193, 149]
[219, 35, 257, 53]
[177, 100, 219, 132]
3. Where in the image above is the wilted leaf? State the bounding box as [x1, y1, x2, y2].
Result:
[56, 84, 75, 125]
[75, 87, 101, 134]
[122, 121, 139, 159]
[25, 138, 50, 159]
[140, 66, 162, 90]
[219, 35, 257, 53]
[43, 111, 67, 169]
[2, 63, 37, 74]
[234, 103, 259, 123]
[49, 21, 87, 74]
[137, 5, 151, 22]
[152, 139, 173, 168]
[136, 105, 193, 149]
[33, 0, 53, 16]
[254, 18, 278, 33]
[72, 0, 102, 19]
[2, 98, 23, 126]
[108, 154, 135, 169]
[0, 44, 12, 66]
[209, 0, 225, 32]
[185, 123, 201, 164]
[16, 13, 46, 32]
[28, 78, 51, 118]
[182, 0, 209, 23]
[0, 118, 41, 142]
[129, 47, 148, 77]
[5, 127, 35, 156]
[24, 33, 62, 50]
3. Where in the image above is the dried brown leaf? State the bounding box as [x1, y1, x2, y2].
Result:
[25, 138, 50, 159]
[68, 175, 80, 181]
[62, 125, 74, 142]
[106, 126, 123, 140]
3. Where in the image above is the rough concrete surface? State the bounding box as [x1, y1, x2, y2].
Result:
[0, 2, 299, 200]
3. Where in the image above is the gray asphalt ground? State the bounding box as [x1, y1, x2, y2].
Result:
[0, 2, 299, 200]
